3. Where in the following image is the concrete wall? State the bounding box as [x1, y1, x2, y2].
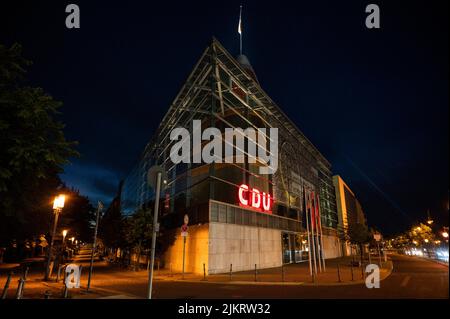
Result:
[162, 223, 209, 274]
[322, 234, 343, 259]
[208, 222, 282, 274]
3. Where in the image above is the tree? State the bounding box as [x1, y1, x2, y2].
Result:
[99, 194, 124, 258]
[348, 223, 372, 264]
[408, 223, 435, 247]
[57, 187, 95, 243]
[0, 43, 78, 248]
[123, 209, 153, 269]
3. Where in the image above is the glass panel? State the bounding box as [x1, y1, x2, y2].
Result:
[218, 204, 226, 223]
[227, 206, 235, 224]
[210, 202, 218, 222]
[282, 233, 292, 264]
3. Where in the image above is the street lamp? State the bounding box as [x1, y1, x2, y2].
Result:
[442, 231, 449, 239]
[62, 230, 68, 243]
[44, 194, 65, 280]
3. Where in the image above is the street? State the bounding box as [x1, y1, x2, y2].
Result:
[89, 255, 448, 299]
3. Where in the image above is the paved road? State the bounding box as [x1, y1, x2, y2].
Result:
[95, 255, 448, 299]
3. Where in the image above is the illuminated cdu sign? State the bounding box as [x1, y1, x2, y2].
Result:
[238, 184, 272, 213]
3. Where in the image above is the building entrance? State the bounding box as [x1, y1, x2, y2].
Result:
[282, 232, 310, 264]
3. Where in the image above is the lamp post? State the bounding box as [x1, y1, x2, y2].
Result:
[62, 229, 68, 262]
[62, 230, 68, 244]
[146, 165, 166, 299]
[87, 201, 103, 291]
[44, 194, 65, 280]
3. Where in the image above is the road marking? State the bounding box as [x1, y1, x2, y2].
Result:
[400, 276, 411, 287]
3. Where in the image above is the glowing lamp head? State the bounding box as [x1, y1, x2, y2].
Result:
[62, 230, 68, 238]
[442, 232, 449, 239]
[53, 194, 65, 209]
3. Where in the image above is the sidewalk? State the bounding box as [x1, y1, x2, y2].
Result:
[0, 256, 393, 298]
[155, 256, 393, 286]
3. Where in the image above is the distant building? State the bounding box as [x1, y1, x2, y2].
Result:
[332, 175, 367, 256]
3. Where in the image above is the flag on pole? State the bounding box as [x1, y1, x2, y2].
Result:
[238, 5, 242, 35]
[310, 191, 316, 230]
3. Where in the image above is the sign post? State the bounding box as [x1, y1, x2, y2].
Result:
[87, 201, 103, 291]
[181, 214, 189, 279]
[373, 233, 382, 266]
[146, 165, 167, 299]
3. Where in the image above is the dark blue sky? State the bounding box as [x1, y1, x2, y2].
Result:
[1, 0, 448, 235]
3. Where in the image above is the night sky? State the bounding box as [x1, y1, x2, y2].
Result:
[1, 0, 448, 235]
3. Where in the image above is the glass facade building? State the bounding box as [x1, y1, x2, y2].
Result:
[118, 39, 341, 274]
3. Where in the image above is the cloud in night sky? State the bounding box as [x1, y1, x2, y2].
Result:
[60, 161, 121, 205]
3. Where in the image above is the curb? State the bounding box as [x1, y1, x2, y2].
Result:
[154, 263, 395, 287]
[415, 256, 449, 267]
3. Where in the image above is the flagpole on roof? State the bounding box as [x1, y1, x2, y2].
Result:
[238, 5, 243, 55]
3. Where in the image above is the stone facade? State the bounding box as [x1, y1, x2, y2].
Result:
[208, 222, 282, 274]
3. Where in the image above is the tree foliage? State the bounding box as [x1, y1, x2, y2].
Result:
[0, 43, 79, 246]
[348, 223, 372, 245]
[407, 223, 435, 246]
[57, 186, 96, 243]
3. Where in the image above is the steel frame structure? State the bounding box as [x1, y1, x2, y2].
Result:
[120, 38, 338, 233]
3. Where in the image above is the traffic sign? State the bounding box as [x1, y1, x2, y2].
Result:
[181, 223, 188, 237]
[373, 233, 382, 242]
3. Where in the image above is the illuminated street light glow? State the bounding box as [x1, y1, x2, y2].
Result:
[442, 231, 449, 238]
[53, 194, 65, 209]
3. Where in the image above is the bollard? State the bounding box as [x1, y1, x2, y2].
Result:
[361, 262, 365, 279]
[337, 263, 341, 283]
[63, 284, 69, 299]
[350, 263, 354, 281]
[229, 264, 232, 281]
[62, 267, 68, 298]
[1, 271, 13, 299]
[19, 267, 29, 298]
[254, 264, 257, 282]
[281, 264, 285, 282]
[56, 264, 63, 282]
[44, 290, 52, 299]
[23, 267, 29, 280]
[157, 259, 160, 275]
[202, 263, 207, 281]
[15, 278, 25, 299]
